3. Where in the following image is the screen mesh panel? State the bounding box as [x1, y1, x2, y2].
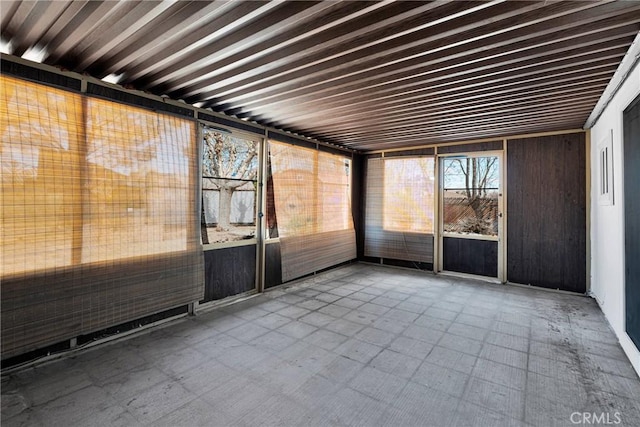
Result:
[2, 75, 84, 275]
[1, 76, 203, 359]
[269, 141, 355, 282]
[364, 157, 435, 263]
[201, 128, 259, 243]
[84, 98, 193, 261]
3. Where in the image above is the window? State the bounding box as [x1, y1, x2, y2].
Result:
[598, 130, 614, 205]
[84, 98, 193, 262]
[268, 142, 353, 237]
[1, 75, 83, 275]
[268, 140, 356, 281]
[383, 157, 434, 233]
[364, 156, 435, 263]
[1, 75, 203, 358]
[201, 127, 259, 244]
[442, 156, 499, 236]
[1, 77, 198, 275]
[268, 142, 316, 236]
[318, 151, 351, 233]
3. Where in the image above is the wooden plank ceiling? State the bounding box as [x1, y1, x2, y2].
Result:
[2, 0, 640, 151]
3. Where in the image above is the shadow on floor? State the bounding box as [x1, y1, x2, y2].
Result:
[2, 263, 640, 426]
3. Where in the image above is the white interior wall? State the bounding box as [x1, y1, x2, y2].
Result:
[589, 61, 640, 377]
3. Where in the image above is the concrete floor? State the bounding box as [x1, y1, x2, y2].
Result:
[2, 263, 640, 427]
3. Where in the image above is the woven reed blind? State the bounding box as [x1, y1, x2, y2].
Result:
[269, 141, 356, 282]
[1, 76, 203, 359]
[364, 157, 435, 262]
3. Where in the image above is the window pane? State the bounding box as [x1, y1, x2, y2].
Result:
[442, 157, 499, 236]
[1, 75, 204, 358]
[269, 141, 317, 236]
[383, 157, 435, 233]
[201, 128, 259, 243]
[318, 151, 351, 232]
[84, 99, 194, 262]
[269, 140, 356, 281]
[1, 76, 83, 276]
[269, 143, 353, 236]
[364, 157, 435, 263]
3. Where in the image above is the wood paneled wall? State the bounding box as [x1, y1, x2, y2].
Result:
[203, 245, 256, 302]
[507, 133, 586, 292]
[265, 242, 283, 289]
[352, 154, 366, 260]
[2, 254, 203, 360]
[437, 141, 503, 154]
[443, 237, 498, 277]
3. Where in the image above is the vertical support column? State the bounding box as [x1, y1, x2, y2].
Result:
[201, 198, 209, 245]
[188, 301, 198, 316]
[433, 148, 440, 273]
[585, 129, 592, 294]
[256, 130, 268, 293]
[500, 138, 508, 283]
[197, 123, 208, 245]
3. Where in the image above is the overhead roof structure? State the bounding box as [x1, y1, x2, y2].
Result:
[2, 0, 640, 151]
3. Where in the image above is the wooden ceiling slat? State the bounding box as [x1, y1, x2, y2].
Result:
[248, 39, 631, 124]
[121, 1, 279, 82]
[26, 1, 89, 57]
[2, 0, 640, 151]
[342, 124, 581, 149]
[311, 110, 592, 141]
[335, 114, 590, 148]
[263, 64, 619, 131]
[298, 91, 604, 136]
[316, 101, 600, 142]
[74, 1, 181, 71]
[1, 0, 35, 39]
[301, 111, 596, 145]
[266, 82, 609, 131]
[176, 1, 510, 101]
[69, 2, 153, 58]
[207, 1, 585, 108]
[236, 22, 638, 121]
[210, 1, 631, 110]
[140, 1, 337, 90]
[319, 100, 596, 135]
[90, 2, 226, 79]
[45, 1, 124, 64]
[8, 1, 66, 57]
[0, 1, 21, 35]
[166, 1, 413, 97]
[344, 120, 585, 150]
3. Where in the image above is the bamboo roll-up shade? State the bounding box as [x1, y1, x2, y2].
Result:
[84, 98, 196, 262]
[364, 157, 435, 262]
[269, 141, 356, 282]
[1, 75, 203, 359]
[1, 76, 84, 275]
[279, 229, 357, 282]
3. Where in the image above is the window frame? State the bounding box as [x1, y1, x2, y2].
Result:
[265, 140, 353, 240]
[438, 151, 503, 242]
[199, 122, 264, 251]
[380, 155, 436, 235]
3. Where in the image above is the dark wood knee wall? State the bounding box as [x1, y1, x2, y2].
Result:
[507, 133, 587, 293]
